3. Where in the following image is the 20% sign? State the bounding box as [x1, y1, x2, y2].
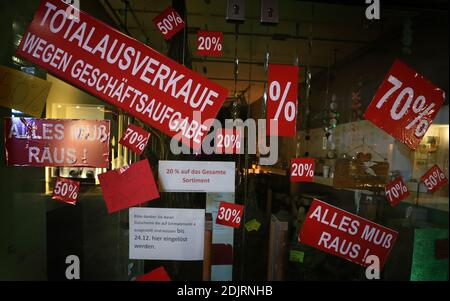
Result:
[290, 158, 315, 182]
[52, 177, 80, 205]
[216, 201, 244, 228]
[197, 31, 223, 56]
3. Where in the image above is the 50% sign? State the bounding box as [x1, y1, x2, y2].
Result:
[52, 177, 80, 205]
[153, 6, 185, 40]
[420, 165, 448, 193]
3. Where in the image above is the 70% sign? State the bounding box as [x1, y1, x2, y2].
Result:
[52, 177, 80, 205]
[216, 201, 245, 228]
[364, 60, 445, 150]
[385, 177, 410, 207]
[266, 64, 298, 137]
[119, 124, 151, 155]
[420, 165, 448, 193]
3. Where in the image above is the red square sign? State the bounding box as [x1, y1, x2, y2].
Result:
[385, 177, 410, 207]
[119, 124, 150, 155]
[136, 266, 171, 281]
[364, 59, 445, 150]
[52, 177, 80, 205]
[153, 6, 185, 40]
[98, 160, 160, 213]
[215, 128, 242, 154]
[290, 158, 314, 182]
[266, 64, 299, 137]
[197, 31, 223, 56]
[216, 201, 244, 228]
[420, 165, 448, 193]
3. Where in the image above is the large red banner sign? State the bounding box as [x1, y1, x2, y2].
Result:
[364, 59, 445, 150]
[266, 64, 298, 137]
[16, 0, 228, 150]
[298, 199, 398, 269]
[4, 117, 110, 167]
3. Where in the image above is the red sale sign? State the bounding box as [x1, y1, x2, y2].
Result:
[152, 6, 185, 40]
[420, 165, 448, 193]
[364, 59, 445, 150]
[298, 199, 398, 269]
[16, 0, 228, 150]
[4, 117, 110, 167]
[290, 158, 314, 182]
[136, 266, 171, 281]
[119, 124, 150, 155]
[385, 177, 410, 207]
[266, 64, 298, 137]
[216, 201, 244, 228]
[98, 159, 160, 213]
[52, 177, 80, 205]
[197, 31, 223, 57]
[215, 128, 242, 154]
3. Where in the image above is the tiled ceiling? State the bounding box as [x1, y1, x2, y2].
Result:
[101, 0, 419, 103]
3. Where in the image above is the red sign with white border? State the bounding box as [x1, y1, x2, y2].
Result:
[364, 59, 445, 150]
[298, 199, 398, 269]
[152, 6, 185, 40]
[119, 124, 150, 155]
[197, 31, 223, 57]
[290, 158, 314, 182]
[385, 177, 410, 207]
[4, 117, 110, 167]
[216, 201, 244, 228]
[52, 177, 80, 205]
[420, 165, 448, 193]
[266, 64, 298, 137]
[16, 0, 228, 151]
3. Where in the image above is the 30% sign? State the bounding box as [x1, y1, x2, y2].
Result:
[216, 201, 244, 228]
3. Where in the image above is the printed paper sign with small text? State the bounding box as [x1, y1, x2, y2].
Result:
[158, 161, 235, 193]
[129, 207, 205, 261]
[16, 0, 228, 150]
[298, 199, 398, 269]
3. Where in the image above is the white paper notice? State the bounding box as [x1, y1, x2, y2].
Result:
[158, 161, 235, 193]
[129, 207, 205, 261]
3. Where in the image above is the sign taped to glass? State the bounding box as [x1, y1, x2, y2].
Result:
[4, 117, 110, 167]
[16, 0, 228, 150]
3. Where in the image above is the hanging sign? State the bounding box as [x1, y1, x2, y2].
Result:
[52, 177, 80, 205]
[152, 6, 185, 40]
[197, 31, 223, 57]
[298, 199, 398, 269]
[16, 0, 228, 150]
[420, 165, 448, 193]
[119, 124, 150, 155]
[158, 161, 235, 193]
[129, 207, 205, 261]
[0, 65, 52, 117]
[216, 201, 244, 228]
[385, 177, 410, 207]
[266, 64, 298, 137]
[98, 159, 160, 213]
[4, 117, 110, 167]
[290, 158, 314, 182]
[364, 59, 445, 150]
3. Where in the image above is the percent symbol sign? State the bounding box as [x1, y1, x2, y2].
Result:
[231, 209, 241, 224]
[167, 11, 182, 26]
[135, 135, 148, 151]
[404, 95, 435, 137]
[211, 37, 222, 51]
[67, 184, 78, 199]
[269, 80, 296, 121]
